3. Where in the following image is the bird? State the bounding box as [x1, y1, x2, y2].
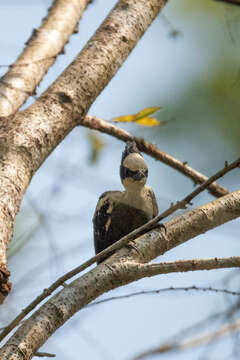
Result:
[93, 141, 158, 263]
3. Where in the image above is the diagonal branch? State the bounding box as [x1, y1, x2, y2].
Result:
[133, 317, 240, 359]
[0, 0, 91, 117]
[0, 156, 237, 338]
[0, 190, 240, 358]
[0, 0, 168, 302]
[131, 190, 240, 264]
[82, 115, 229, 197]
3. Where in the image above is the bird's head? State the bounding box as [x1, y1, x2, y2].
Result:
[120, 141, 148, 191]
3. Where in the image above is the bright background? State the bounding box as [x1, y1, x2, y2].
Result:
[0, 0, 240, 359]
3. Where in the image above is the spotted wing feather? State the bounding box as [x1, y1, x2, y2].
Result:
[93, 191, 118, 257]
[147, 186, 159, 217]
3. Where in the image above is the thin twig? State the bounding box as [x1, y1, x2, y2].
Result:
[89, 285, 240, 307]
[35, 352, 56, 358]
[0, 157, 238, 343]
[82, 115, 230, 198]
[135, 156, 240, 228]
[0, 286, 237, 331]
[166, 302, 240, 346]
[132, 318, 240, 359]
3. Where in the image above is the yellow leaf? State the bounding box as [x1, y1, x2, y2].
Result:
[112, 106, 162, 125]
[135, 106, 161, 120]
[135, 117, 161, 127]
[88, 131, 104, 164]
[112, 114, 136, 122]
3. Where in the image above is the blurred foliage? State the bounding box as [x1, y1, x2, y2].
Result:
[155, 0, 240, 154]
[88, 130, 104, 164]
[173, 0, 224, 14]
[206, 61, 240, 149]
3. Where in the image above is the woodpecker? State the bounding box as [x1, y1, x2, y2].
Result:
[93, 141, 158, 263]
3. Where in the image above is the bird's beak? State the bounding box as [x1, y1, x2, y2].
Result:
[133, 170, 145, 181]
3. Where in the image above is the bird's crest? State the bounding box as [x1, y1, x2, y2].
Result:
[121, 141, 142, 164]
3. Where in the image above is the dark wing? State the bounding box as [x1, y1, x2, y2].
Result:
[93, 191, 118, 256]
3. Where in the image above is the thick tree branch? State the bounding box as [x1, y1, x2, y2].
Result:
[0, 0, 91, 117]
[82, 115, 229, 197]
[0, 0, 168, 301]
[0, 157, 237, 339]
[0, 190, 239, 358]
[130, 190, 240, 264]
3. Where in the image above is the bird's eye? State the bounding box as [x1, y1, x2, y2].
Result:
[122, 167, 138, 178]
[120, 165, 132, 180]
[125, 168, 134, 177]
[120, 165, 148, 181]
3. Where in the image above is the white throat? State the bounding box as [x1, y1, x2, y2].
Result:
[122, 185, 146, 210]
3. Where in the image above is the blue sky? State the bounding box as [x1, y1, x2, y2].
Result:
[0, 1, 240, 359]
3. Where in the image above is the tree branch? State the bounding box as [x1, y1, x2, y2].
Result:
[0, 0, 168, 302]
[133, 318, 240, 359]
[138, 256, 240, 276]
[35, 352, 56, 358]
[82, 115, 229, 197]
[0, 0, 91, 117]
[89, 286, 240, 307]
[0, 156, 237, 338]
[131, 190, 240, 264]
[0, 190, 240, 358]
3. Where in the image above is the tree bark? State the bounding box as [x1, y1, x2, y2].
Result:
[0, 0, 91, 117]
[0, 0, 168, 302]
[0, 190, 239, 359]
